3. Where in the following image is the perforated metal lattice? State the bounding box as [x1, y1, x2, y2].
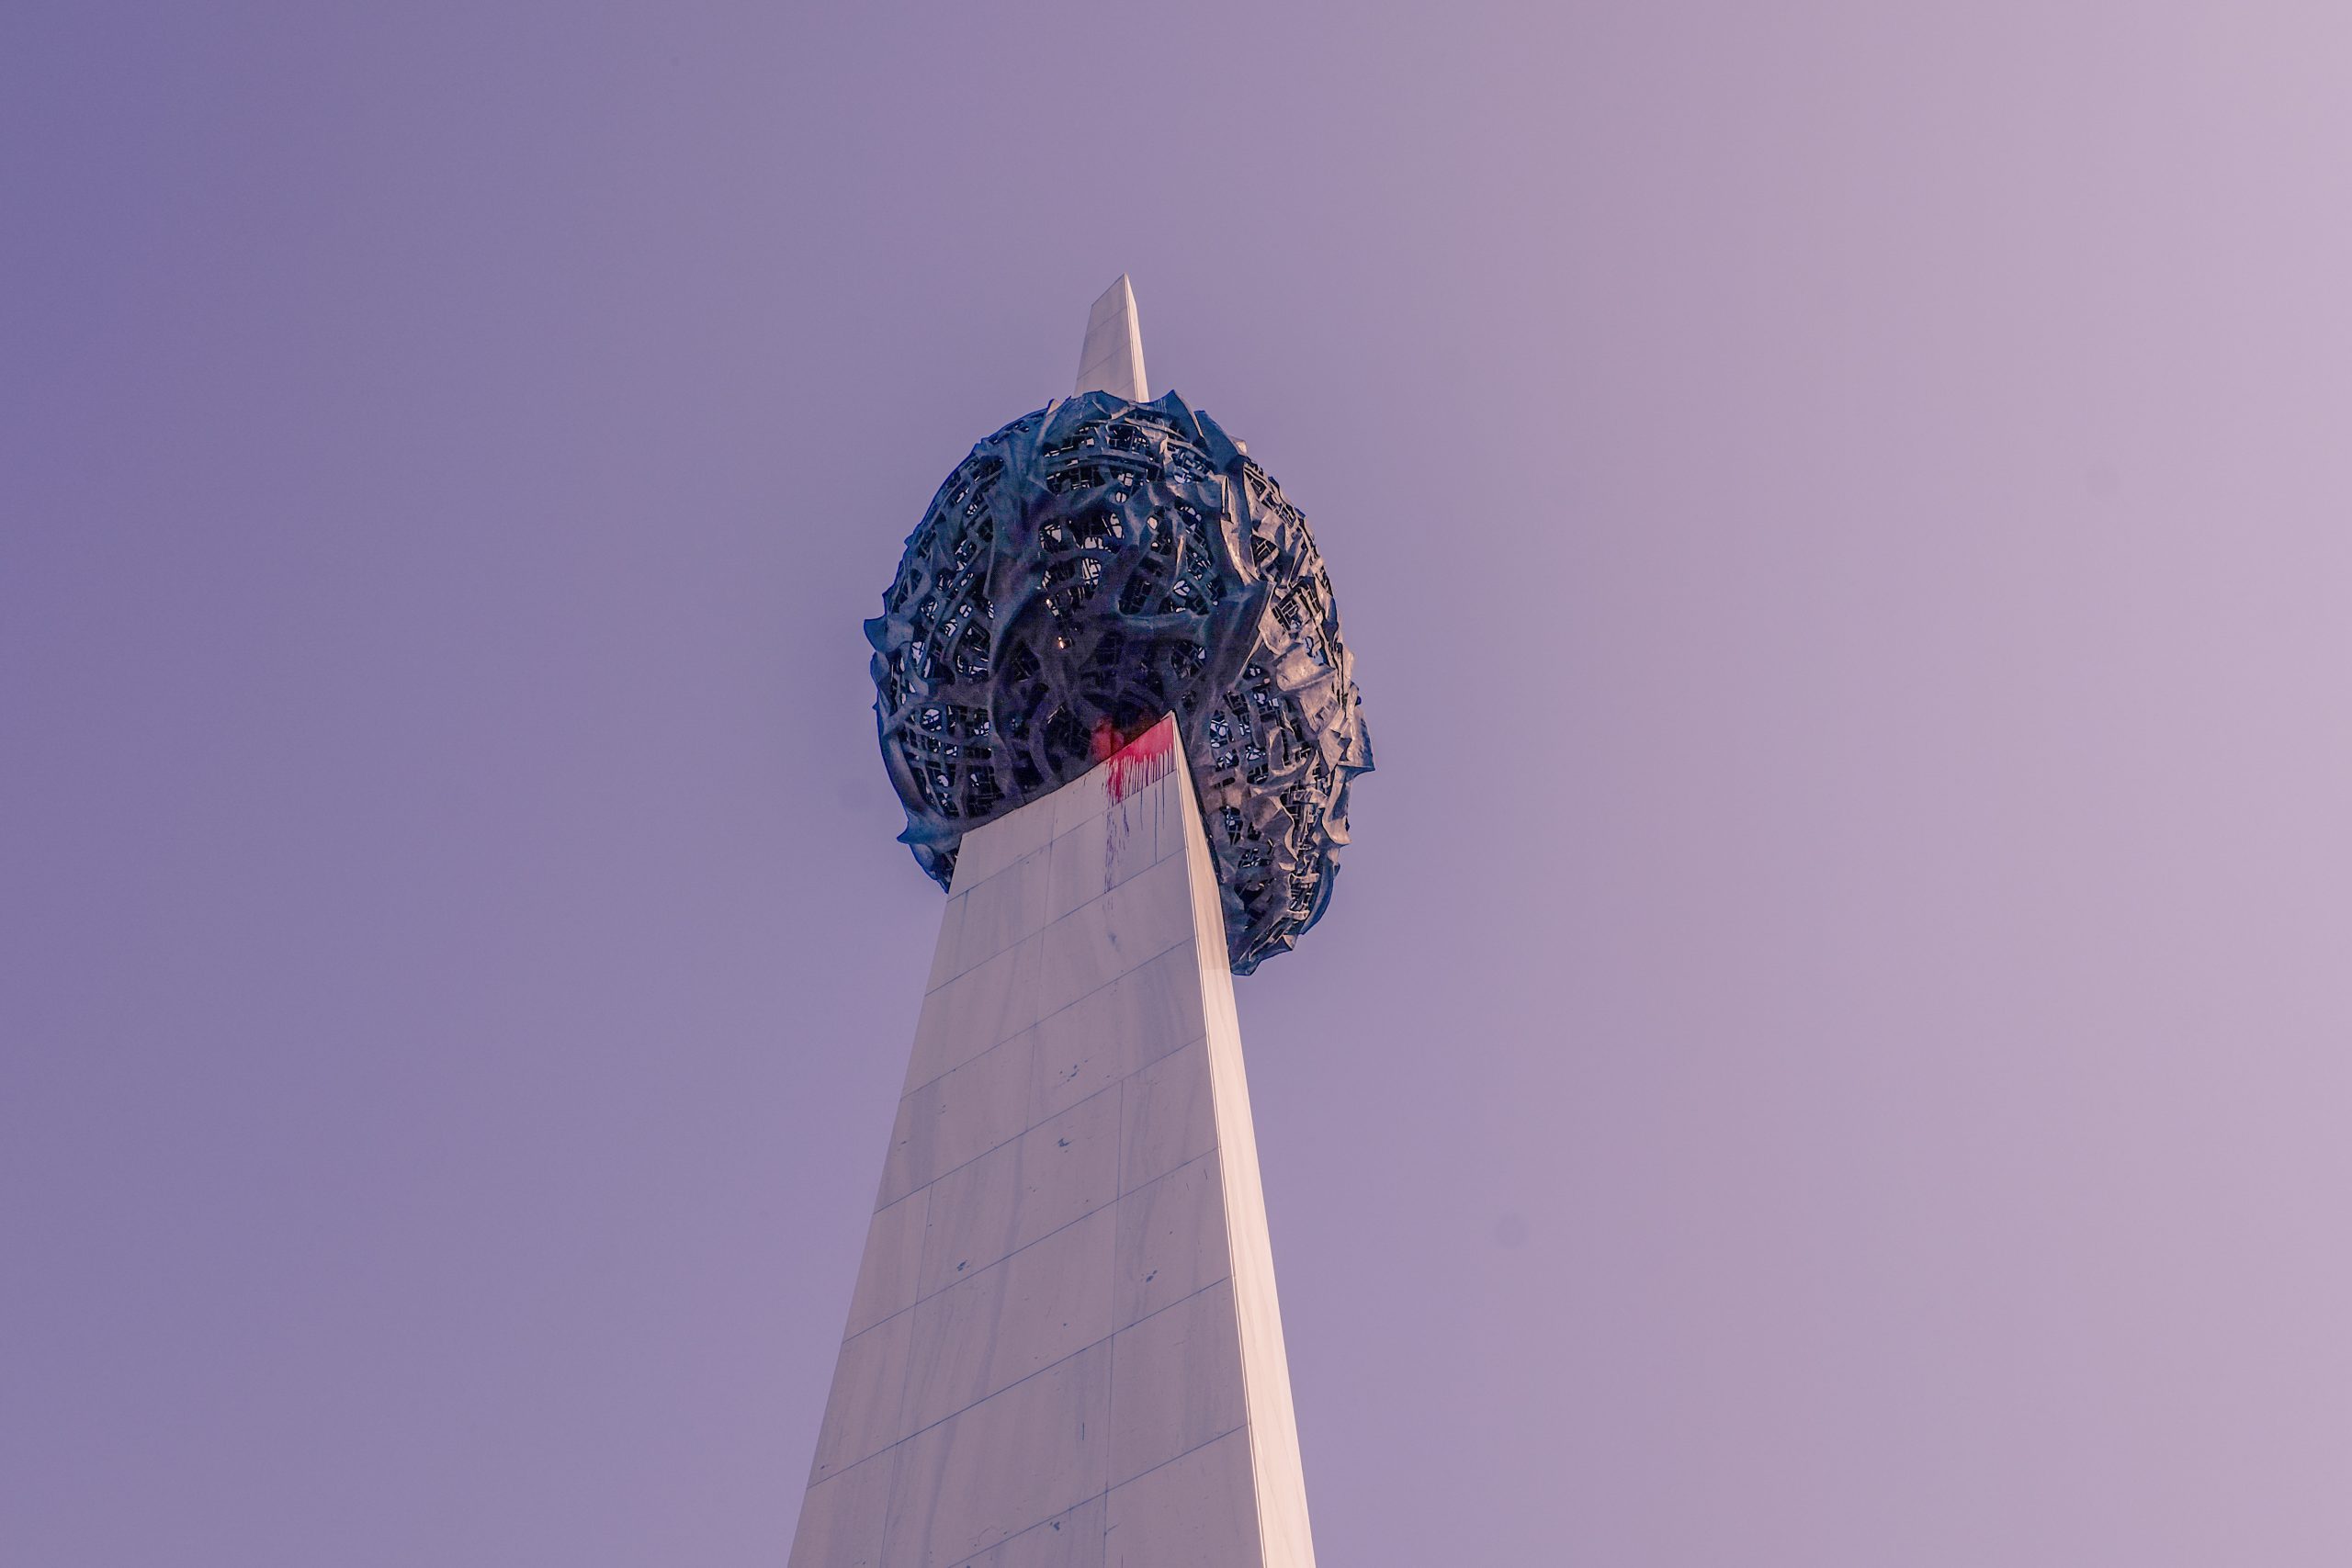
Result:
[866, 389, 1374, 975]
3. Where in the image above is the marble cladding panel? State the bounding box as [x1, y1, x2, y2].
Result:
[1117, 1040, 1216, 1196]
[926, 894, 968, 992]
[881, 1032, 1033, 1208]
[953, 846, 1052, 978]
[1150, 773, 1186, 866]
[1113, 1151, 1231, 1330]
[1037, 853, 1196, 1021]
[1180, 848, 1316, 1568]
[948, 1495, 1107, 1568]
[1026, 941, 1206, 1124]
[1103, 1427, 1261, 1568]
[1108, 1279, 1247, 1489]
[812, 1310, 914, 1483]
[951, 795, 1055, 893]
[907, 934, 1045, 1097]
[788, 1445, 898, 1568]
[1049, 757, 1119, 839]
[900, 1205, 1116, 1434]
[917, 1086, 1121, 1299]
[1174, 779, 1246, 1055]
[1043, 779, 1164, 925]
[1138, 771, 1176, 860]
[885, 1340, 1113, 1568]
[847, 1189, 929, 1337]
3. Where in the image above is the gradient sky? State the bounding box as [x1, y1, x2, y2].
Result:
[5, 5, 2349, 1564]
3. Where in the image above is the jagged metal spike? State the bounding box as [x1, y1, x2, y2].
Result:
[1072, 273, 1149, 400]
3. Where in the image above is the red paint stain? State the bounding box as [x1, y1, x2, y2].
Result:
[1103, 716, 1176, 804]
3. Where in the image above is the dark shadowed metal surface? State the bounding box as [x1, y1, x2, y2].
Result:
[866, 389, 1373, 974]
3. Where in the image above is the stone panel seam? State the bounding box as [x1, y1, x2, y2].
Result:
[828, 1272, 1240, 1479]
[840, 1111, 1217, 1349]
[877, 1030, 1210, 1216]
[918, 840, 1188, 1002]
[931, 1423, 1253, 1568]
[900, 938, 1194, 1104]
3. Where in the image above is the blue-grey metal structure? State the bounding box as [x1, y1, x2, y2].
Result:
[867, 389, 1372, 974]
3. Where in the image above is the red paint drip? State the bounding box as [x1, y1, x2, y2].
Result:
[1104, 717, 1176, 804]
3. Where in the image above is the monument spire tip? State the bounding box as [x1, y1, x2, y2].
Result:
[1073, 274, 1148, 401]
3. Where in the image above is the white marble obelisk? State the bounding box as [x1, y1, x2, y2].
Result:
[1071, 275, 1148, 402]
[788, 716, 1317, 1568]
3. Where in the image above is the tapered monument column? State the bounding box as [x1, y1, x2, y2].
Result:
[788, 718, 1315, 1567]
[802, 275, 1371, 1565]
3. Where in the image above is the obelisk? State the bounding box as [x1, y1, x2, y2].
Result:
[1072, 274, 1149, 401]
[793, 279, 1368, 1567]
[788, 716, 1313, 1567]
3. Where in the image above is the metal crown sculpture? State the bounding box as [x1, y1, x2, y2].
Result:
[866, 280, 1372, 974]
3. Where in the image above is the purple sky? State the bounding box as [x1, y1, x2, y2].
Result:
[6, 5, 2349, 1563]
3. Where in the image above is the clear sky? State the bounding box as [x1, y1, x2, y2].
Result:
[4, 5, 2348, 1564]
